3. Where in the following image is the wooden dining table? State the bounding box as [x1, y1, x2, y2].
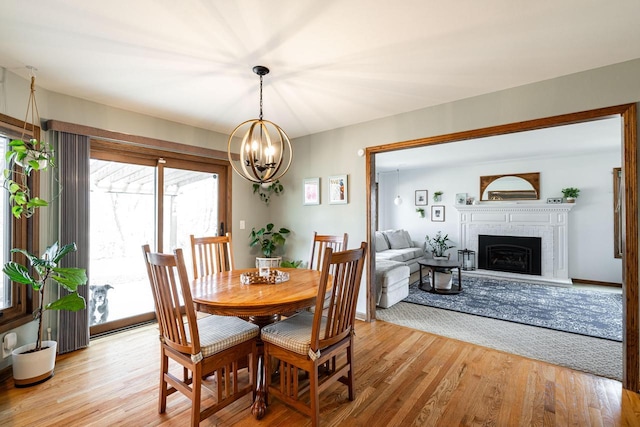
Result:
[189, 267, 328, 419]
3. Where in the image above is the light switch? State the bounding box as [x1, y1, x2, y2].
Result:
[240, 220, 246, 230]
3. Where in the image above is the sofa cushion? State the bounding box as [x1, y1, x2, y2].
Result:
[385, 229, 410, 249]
[376, 251, 405, 263]
[375, 231, 389, 252]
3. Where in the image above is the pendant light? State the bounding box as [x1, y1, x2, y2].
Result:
[227, 66, 292, 184]
[394, 169, 403, 206]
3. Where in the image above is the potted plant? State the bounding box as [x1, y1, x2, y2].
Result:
[425, 231, 455, 260]
[3, 137, 55, 218]
[249, 223, 291, 268]
[416, 207, 425, 218]
[3, 242, 87, 387]
[252, 180, 284, 205]
[561, 187, 580, 203]
[433, 191, 443, 202]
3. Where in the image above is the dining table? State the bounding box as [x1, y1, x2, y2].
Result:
[189, 267, 328, 419]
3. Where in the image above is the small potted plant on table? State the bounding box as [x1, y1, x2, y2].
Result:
[249, 223, 291, 268]
[425, 231, 456, 290]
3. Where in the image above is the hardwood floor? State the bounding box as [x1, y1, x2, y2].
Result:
[1, 320, 639, 426]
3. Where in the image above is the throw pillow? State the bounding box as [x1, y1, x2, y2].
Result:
[375, 231, 389, 252]
[385, 229, 410, 249]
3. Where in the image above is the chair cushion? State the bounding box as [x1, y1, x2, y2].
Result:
[261, 311, 327, 357]
[384, 229, 410, 249]
[195, 315, 259, 358]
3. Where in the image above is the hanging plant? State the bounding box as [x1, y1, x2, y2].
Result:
[252, 179, 284, 205]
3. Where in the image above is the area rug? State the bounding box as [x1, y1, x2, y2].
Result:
[404, 276, 622, 341]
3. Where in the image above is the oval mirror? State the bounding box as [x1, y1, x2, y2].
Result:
[480, 172, 540, 201]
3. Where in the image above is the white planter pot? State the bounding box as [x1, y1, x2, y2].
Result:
[15, 150, 50, 170]
[433, 271, 453, 290]
[255, 257, 282, 269]
[12, 340, 57, 387]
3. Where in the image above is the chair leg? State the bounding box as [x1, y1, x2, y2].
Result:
[159, 352, 169, 413]
[191, 364, 202, 427]
[310, 363, 320, 427]
[346, 342, 354, 401]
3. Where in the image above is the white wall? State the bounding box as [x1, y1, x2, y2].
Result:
[378, 149, 622, 283]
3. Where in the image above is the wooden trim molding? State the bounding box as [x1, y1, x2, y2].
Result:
[45, 119, 238, 160]
[365, 103, 639, 391]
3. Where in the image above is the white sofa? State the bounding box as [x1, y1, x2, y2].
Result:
[375, 230, 425, 308]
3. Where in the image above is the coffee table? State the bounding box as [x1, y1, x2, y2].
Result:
[417, 257, 463, 294]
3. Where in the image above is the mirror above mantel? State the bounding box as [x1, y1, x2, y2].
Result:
[480, 172, 540, 201]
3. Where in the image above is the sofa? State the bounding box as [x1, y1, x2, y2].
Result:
[375, 229, 425, 308]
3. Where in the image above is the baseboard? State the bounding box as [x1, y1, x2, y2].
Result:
[572, 278, 622, 288]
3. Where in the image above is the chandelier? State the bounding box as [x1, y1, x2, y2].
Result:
[227, 66, 292, 184]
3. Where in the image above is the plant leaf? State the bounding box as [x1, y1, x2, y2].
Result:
[52, 242, 77, 263]
[51, 267, 88, 291]
[2, 261, 38, 288]
[46, 292, 86, 312]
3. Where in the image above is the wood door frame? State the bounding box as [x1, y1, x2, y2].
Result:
[365, 104, 639, 391]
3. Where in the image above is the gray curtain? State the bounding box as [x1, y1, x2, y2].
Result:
[56, 132, 90, 354]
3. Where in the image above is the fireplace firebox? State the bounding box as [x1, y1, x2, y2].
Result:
[478, 235, 542, 275]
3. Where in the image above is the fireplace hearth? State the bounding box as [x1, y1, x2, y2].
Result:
[478, 234, 542, 275]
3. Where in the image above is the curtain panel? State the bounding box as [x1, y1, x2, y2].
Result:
[55, 132, 90, 354]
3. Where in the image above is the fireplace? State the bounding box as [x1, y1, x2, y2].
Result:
[478, 235, 542, 275]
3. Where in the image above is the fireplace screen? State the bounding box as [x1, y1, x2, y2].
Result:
[478, 235, 542, 275]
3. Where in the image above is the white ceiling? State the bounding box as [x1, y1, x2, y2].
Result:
[1, 1, 639, 142]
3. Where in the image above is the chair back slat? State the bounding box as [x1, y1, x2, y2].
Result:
[190, 233, 235, 278]
[142, 245, 200, 356]
[311, 242, 367, 351]
[308, 232, 348, 271]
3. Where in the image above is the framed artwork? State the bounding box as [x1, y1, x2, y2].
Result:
[329, 174, 348, 204]
[303, 177, 320, 205]
[415, 190, 428, 206]
[431, 205, 445, 222]
[455, 193, 467, 205]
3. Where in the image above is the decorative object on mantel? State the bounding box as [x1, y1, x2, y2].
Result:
[458, 248, 476, 270]
[252, 179, 283, 205]
[227, 65, 292, 184]
[425, 231, 455, 259]
[433, 191, 443, 202]
[455, 193, 467, 205]
[415, 189, 427, 206]
[561, 187, 580, 203]
[416, 207, 425, 218]
[3, 66, 56, 218]
[480, 172, 540, 201]
[547, 197, 563, 204]
[431, 205, 445, 222]
[393, 169, 402, 206]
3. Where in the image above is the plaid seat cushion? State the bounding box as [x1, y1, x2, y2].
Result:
[261, 311, 327, 356]
[193, 315, 259, 358]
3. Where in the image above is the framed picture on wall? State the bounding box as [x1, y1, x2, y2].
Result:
[415, 190, 427, 206]
[303, 177, 320, 205]
[329, 174, 348, 204]
[431, 205, 445, 222]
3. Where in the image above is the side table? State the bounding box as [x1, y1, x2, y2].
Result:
[417, 257, 463, 294]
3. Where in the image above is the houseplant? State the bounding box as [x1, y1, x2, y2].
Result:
[249, 223, 291, 268]
[561, 187, 580, 203]
[425, 231, 455, 259]
[433, 191, 443, 202]
[253, 180, 284, 205]
[416, 207, 425, 218]
[3, 242, 87, 386]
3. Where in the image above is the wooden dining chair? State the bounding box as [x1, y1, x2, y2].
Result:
[190, 233, 234, 279]
[307, 232, 348, 271]
[141, 245, 259, 427]
[261, 242, 367, 427]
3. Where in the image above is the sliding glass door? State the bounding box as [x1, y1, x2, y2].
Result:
[89, 147, 229, 335]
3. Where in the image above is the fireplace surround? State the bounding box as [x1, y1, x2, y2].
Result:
[456, 203, 574, 283]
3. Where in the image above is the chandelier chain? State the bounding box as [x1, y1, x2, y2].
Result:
[259, 74, 263, 121]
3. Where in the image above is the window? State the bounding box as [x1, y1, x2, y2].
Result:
[0, 113, 38, 333]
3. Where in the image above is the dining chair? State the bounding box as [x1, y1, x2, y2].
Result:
[307, 232, 348, 271]
[190, 232, 234, 279]
[141, 245, 259, 427]
[261, 242, 367, 426]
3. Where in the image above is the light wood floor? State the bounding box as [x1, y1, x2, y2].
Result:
[1, 320, 640, 426]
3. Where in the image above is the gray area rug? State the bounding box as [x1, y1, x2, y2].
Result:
[404, 276, 622, 341]
[376, 301, 623, 381]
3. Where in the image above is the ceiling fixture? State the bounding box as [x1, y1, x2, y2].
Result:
[394, 169, 402, 206]
[227, 65, 292, 184]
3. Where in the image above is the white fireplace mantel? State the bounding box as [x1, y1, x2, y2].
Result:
[455, 203, 574, 283]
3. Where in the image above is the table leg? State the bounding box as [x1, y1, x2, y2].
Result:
[248, 314, 279, 420]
